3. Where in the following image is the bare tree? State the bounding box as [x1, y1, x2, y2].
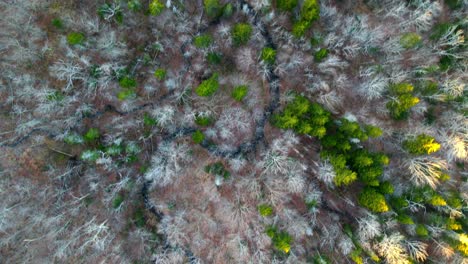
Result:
[374, 233, 410, 264]
[404, 156, 448, 189]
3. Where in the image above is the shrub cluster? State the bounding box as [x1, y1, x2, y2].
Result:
[273, 96, 391, 212]
[321, 118, 388, 187]
[272, 95, 330, 138]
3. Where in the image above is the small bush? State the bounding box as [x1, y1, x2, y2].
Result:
[292, 0, 320, 37]
[117, 89, 136, 100]
[386, 83, 419, 120]
[89, 65, 102, 79]
[67, 32, 85, 45]
[408, 186, 433, 204]
[84, 128, 100, 142]
[455, 234, 468, 256]
[124, 154, 138, 163]
[195, 114, 215, 126]
[143, 113, 157, 126]
[273, 231, 292, 254]
[389, 82, 414, 94]
[204, 0, 223, 19]
[301, 0, 320, 21]
[261, 47, 276, 65]
[154, 68, 166, 81]
[424, 108, 437, 125]
[133, 208, 145, 227]
[334, 169, 358, 187]
[128, 0, 142, 12]
[231, 85, 248, 101]
[292, 20, 310, 38]
[314, 48, 328, 62]
[119, 76, 137, 88]
[438, 173, 450, 182]
[439, 55, 454, 71]
[83, 196, 94, 206]
[258, 204, 273, 217]
[430, 23, 453, 41]
[51, 18, 63, 29]
[419, 80, 439, 96]
[205, 162, 230, 179]
[194, 34, 213, 48]
[46, 90, 64, 102]
[397, 214, 414, 225]
[195, 73, 219, 96]
[446, 218, 462, 231]
[305, 199, 318, 210]
[192, 130, 205, 144]
[415, 224, 429, 237]
[149, 0, 164, 16]
[112, 194, 125, 209]
[358, 187, 390, 213]
[125, 142, 141, 155]
[80, 150, 100, 162]
[387, 94, 420, 120]
[444, 0, 462, 9]
[206, 52, 222, 65]
[98, 3, 123, 23]
[118, 76, 137, 100]
[64, 133, 84, 144]
[276, 0, 298, 11]
[329, 154, 357, 186]
[403, 134, 441, 155]
[350, 249, 364, 264]
[349, 250, 364, 264]
[310, 35, 322, 46]
[400, 33, 422, 49]
[222, 3, 234, 17]
[106, 144, 124, 156]
[313, 255, 331, 264]
[266, 226, 292, 254]
[390, 196, 409, 212]
[378, 181, 394, 194]
[364, 125, 383, 138]
[231, 23, 253, 46]
[428, 193, 447, 206]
